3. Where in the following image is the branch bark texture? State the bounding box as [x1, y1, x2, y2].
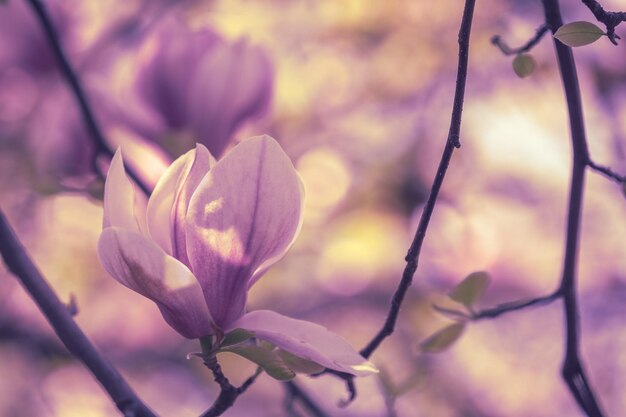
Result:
[542, 0, 606, 415]
[580, 0, 626, 44]
[0, 211, 158, 417]
[360, 0, 476, 359]
[25, 0, 152, 196]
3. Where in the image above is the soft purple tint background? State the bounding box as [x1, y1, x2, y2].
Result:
[1, 0, 626, 416]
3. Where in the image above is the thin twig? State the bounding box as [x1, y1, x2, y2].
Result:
[199, 355, 262, 417]
[471, 291, 561, 320]
[309, 369, 356, 406]
[359, 0, 477, 360]
[580, 0, 626, 45]
[309, 3, 478, 406]
[25, 0, 152, 196]
[238, 368, 263, 394]
[491, 24, 549, 55]
[587, 160, 626, 184]
[0, 211, 158, 417]
[542, 0, 606, 416]
[199, 355, 238, 417]
[284, 381, 329, 417]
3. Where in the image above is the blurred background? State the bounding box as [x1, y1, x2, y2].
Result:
[1, 0, 626, 416]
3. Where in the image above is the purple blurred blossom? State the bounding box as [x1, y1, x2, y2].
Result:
[0, 0, 104, 184]
[28, 86, 96, 182]
[0, 0, 77, 131]
[121, 17, 274, 158]
[0, 0, 75, 75]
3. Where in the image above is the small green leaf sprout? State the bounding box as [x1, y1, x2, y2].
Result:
[554, 21, 606, 47]
[513, 54, 536, 78]
[420, 271, 491, 353]
[419, 322, 466, 353]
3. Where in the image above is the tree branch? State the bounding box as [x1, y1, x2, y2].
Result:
[198, 353, 262, 417]
[199, 355, 239, 417]
[0, 210, 158, 417]
[359, 0, 476, 360]
[491, 24, 549, 56]
[284, 381, 329, 417]
[542, 0, 606, 415]
[580, 0, 626, 45]
[587, 159, 626, 184]
[25, 0, 152, 196]
[471, 291, 561, 320]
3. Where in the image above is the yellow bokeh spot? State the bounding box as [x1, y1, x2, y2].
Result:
[297, 147, 351, 222]
[316, 210, 407, 295]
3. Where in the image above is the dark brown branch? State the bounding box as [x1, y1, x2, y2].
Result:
[199, 356, 238, 417]
[0, 211, 158, 417]
[199, 355, 262, 417]
[284, 381, 329, 417]
[580, 0, 626, 45]
[471, 291, 561, 320]
[542, 0, 606, 416]
[25, 0, 152, 196]
[491, 24, 549, 55]
[238, 368, 263, 393]
[359, 0, 476, 360]
[309, 369, 356, 406]
[587, 160, 626, 184]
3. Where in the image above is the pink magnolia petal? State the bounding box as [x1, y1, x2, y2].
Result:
[103, 149, 141, 233]
[231, 310, 378, 377]
[146, 145, 214, 259]
[170, 144, 215, 266]
[248, 173, 305, 288]
[146, 148, 193, 254]
[185, 136, 303, 329]
[97, 227, 213, 338]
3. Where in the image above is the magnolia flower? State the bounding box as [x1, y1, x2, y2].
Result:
[97, 135, 376, 377]
[122, 17, 272, 159]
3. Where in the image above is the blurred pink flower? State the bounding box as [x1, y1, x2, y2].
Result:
[0, 0, 74, 75]
[0, 0, 77, 131]
[97, 135, 376, 376]
[121, 17, 273, 159]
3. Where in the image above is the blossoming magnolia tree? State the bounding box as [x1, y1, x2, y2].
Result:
[98, 135, 377, 378]
[1, 0, 626, 417]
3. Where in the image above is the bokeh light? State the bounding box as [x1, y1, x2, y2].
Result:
[1, 0, 626, 416]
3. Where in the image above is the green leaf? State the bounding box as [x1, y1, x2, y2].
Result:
[432, 304, 469, 320]
[219, 329, 254, 348]
[276, 349, 325, 374]
[554, 21, 605, 47]
[220, 344, 295, 381]
[419, 322, 465, 353]
[512, 54, 536, 78]
[449, 271, 491, 308]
